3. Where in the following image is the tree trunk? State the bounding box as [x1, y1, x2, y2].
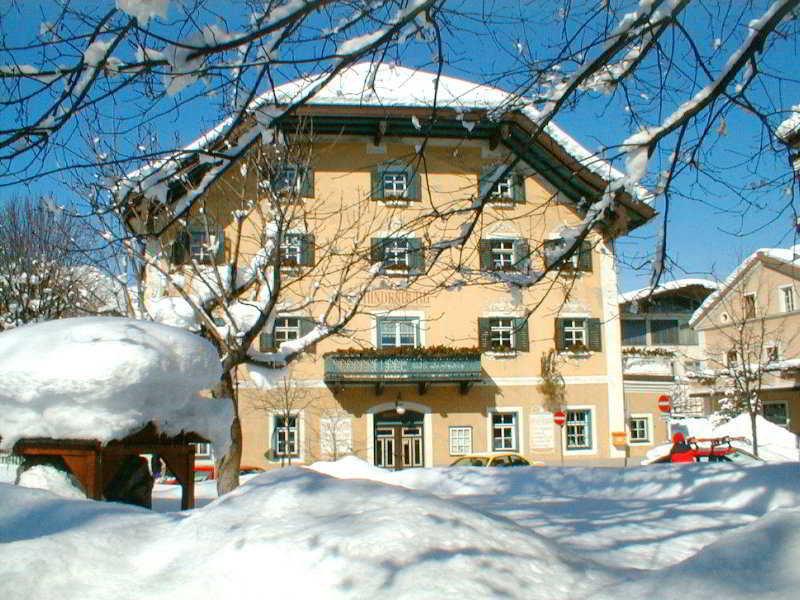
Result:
[750, 410, 759, 458]
[215, 372, 242, 495]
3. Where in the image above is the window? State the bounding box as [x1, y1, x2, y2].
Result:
[650, 319, 680, 345]
[378, 317, 420, 348]
[726, 350, 739, 368]
[491, 174, 514, 200]
[743, 293, 757, 319]
[621, 319, 647, 346]
[449, 426, 473, 456]
[191, 442, 213, 459]
[492, 413, 517, 451]
[274, 165, 314, 197]
[274, 317, 301, 346]
[179, 218, 222, 264]
[478, 317, 530, 352]
[383, 171, 408, 197]
[371, 237, 424, 274]
[280, 234, 303, 265]
[766, 345, 780, 362]
[563, 318, 587, 347]
[491, 240, 515, 269]
[272, 415, 299, 458]
[566, 409, 592, 450]
[763, 402, 789, 427]
[490, 318, 514, 350]
[543, 239, 592, 271]
[781, 286, 795, 313]
[629, 417, 650, 443]
[384, 238, 410, 268]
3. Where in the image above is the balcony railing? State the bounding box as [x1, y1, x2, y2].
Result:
[324, 352, 482, 392]
[622, 354, 674, 378]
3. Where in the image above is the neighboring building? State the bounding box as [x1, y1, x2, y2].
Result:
[125, 63, 655, 469]
[618, 279, 718, 460]
[776, 106, 800, 175]
[690, 246, 800, 434]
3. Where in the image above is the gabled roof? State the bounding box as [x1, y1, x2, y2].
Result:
[618, 278, 719, 305]
[689, 245, 800, 327]
[121, 62, 655, 226]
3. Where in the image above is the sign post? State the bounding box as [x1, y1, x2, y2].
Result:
[658, 395, 672, 442]
[553, 411, 566, 467]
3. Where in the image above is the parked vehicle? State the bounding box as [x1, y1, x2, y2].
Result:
[449, 453, 543, 467]
[642, 436, 763, 465]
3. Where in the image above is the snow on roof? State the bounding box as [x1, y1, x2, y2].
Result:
[0, 317, 231, 453]
[690, 245, 800, 326]
[776, 104, 800, 141]
[123, 62, 652, 204]
[618, 278, 719, 304]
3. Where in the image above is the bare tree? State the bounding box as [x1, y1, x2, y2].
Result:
[0, 196, 120, 330]
[254, 376, 316, 467]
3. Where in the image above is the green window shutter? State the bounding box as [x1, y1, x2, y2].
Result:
[171, 230, 190, 265]
[370, 238, 386, 264]
[259, 332, 274, 353]
[478, 166, 495, 200]
[543, 239, 561, 269]
[478, 318, 492, 351]
[479, 239, 493, 271]
[406, 166, 421, 200]
[214, 230, 225, 264]
[371, 167, 384, 200]
[408, 238, 424, 274]
[513, 318, 530, 352]
[554, 318, 565, 351]
[300, 233, 315, 266]
[299, 317, 317, 352]
[300, 166, 314, 197]
[512, 173, 526, 203]
[578, 240, 593, 272]
[587, 318, 603, 352]
[513, 239, 530, 271]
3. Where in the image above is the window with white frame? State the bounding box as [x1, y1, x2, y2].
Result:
[274, 317, 301, 346]
[272, 414, 299, 458]
[489, 318, 514, 350]
[490, 239, 515, 269]
[763, 401, 789, 427]
[563, 319, 587, 347]
[449, 426, 473, 456]
[492, 412, 517, 451]
[629, 416, 650, 443]
[191, 442, 213, 459]
[384, 238, 410, 268]
[378, 317, 420, 348]
[188, 220, 220, 263]
[382, 171, 408, 198]
[781, 286, 795, 313]
[491, 174, 514, 200]
[280, 234, 303, 265]
[566, 409, 592, 450]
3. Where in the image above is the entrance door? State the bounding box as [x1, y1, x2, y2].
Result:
[373, 410, 424, 470]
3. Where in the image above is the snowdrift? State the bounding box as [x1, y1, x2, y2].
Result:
[0, 317, 231, 453]
[4, 458, 800, 599]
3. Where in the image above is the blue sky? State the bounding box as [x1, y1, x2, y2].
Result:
[2, 0, 798, 292]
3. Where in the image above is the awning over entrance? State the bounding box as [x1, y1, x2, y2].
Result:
[324, 352, 482, 395]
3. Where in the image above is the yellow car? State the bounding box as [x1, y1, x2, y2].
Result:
[449, 452, 543, 467]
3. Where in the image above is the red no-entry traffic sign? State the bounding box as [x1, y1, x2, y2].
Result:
[553, 411, 567, 427]
[658, 395, 672, 413]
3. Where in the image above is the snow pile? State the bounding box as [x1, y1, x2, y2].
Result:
[0, 468, 601, 600]
[0, 317, 231, 454]
[715, 414, 800, 462]
[619, 277, 719, 304]
[16, 465, 85, 500]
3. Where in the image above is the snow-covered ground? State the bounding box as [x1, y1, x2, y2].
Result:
[2, 457, 799, 599]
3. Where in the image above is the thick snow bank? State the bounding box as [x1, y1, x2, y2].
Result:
[715, 414, 800, 462]
[5, 459, 800, 598]
[0, 317, 231, 454]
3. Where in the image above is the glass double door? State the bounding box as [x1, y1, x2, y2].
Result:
[374, 410, 424, 470]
